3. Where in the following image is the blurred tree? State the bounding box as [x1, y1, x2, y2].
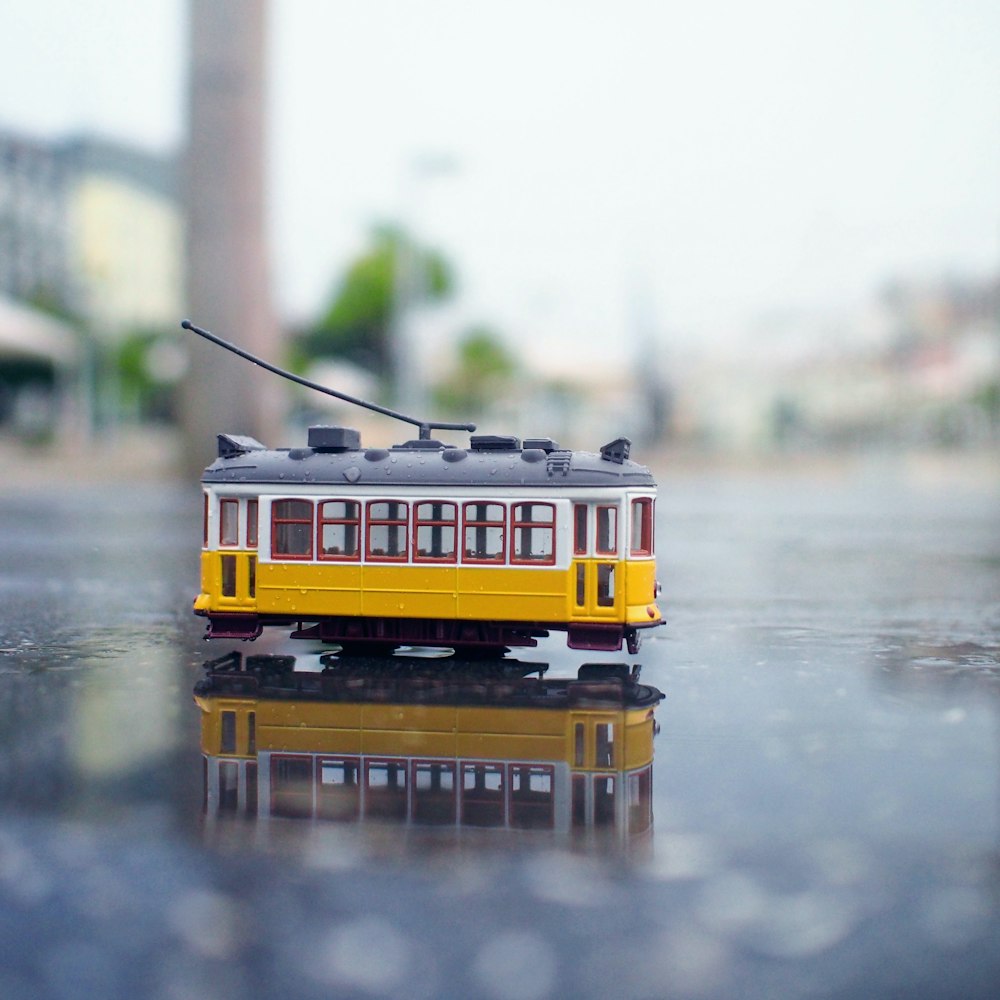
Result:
[301, 224, 453, 380]
[115, 329, 185, 423]
[432, 326, 518, 416]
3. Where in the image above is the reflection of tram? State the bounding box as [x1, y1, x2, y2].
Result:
[195, 653, 663, 839]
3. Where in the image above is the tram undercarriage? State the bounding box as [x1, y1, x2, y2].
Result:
[197, 611, 649, 655]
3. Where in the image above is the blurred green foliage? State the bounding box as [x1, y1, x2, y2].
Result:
[432, 326, 518, 416]
[300, 224, 453, 376]
[113, 329, 178, 422]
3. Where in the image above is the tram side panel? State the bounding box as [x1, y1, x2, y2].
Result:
[196, 487, 661, 641]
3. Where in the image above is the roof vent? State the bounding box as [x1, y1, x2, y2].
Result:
[391, 439, 446, 450]
[217, 434, 266, 458]
[599, 437, 631, 464]
[308, 426, 360, 452]
[546, 450, 572, 476]
[523, 437, 559, 453]
[470, 434, 521, 452]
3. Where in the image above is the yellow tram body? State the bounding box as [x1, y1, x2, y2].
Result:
[196, 521, 659, 624]
[195, 654, 662, 836]
[194, 428, 663, 654]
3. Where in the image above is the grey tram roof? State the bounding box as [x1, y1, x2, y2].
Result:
[202, 426, 657, 489]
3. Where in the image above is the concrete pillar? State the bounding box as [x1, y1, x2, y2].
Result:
[180, 0, 282, 476]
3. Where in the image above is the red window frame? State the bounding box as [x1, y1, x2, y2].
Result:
[219, 498, 239, 548]
[363, 758, 408, 821]
[270, 754, 313, 819]
[317, 499, 361, 561]
[627, 766, 653, 834]
[461, 762, 505, 827]
[247, 499, 258, 549]
[271, 499, 314, 560]
[202, 492, 209, 548]
[596, 504, 618, 556]
[509, 763, 555, 830]
[510, 502, 556, 566]
[366, 500, 409, 562]
[316, 755, 361, 821]
[462, 502, 506, 564]
[573, 503, 589, 556]
[410, 759, 458, 825]
[413, 501, 457, 563]
[630, 498, 654, 556]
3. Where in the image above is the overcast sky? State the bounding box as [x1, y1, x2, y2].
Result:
[1, 0, 998, 363]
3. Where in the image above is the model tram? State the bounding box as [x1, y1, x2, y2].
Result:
[186, 321, 663, 655]
[195, 652, 662, 839]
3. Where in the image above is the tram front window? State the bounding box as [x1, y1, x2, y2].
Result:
[594, 775, 616, 826]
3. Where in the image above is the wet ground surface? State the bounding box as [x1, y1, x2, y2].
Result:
[1, 457, 999, 999]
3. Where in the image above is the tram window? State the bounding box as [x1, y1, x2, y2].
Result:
[318, 757, 361, 821]
[218, 761, 239, 812]
[219, 499, 239, 547]
[246, 762, 258, 816]
[247, 499, 259, 548]
[461, 763, 505, 826]
[248, 556, 256, 599]
[571, 774, 587, 827]
[367, 501, 408, 561]
[318, 500, 360, 560]
[511, 503, 555, 565]
[594, 775, 616, 826]
[630, 498, 654, 556]
[596, 505, 618, 555]
[510, 765, 555, 829]
[574, 723, 585, 767]
[414, 502, 457, 562]
[596, 564, 615, 607]
[628, 768, 652, 833]
[365, 761, 408, 820]
[220, 711, 236, 753]
[575, 564, 586, 607]
[595, 723, 615, 768]
[463, 503, 505, 563]
[412, 761, 457, 825]
[272, 499, 314, 559]
[272, 756, 313, 818]
[573, 504, 588, 555]
[202, 493, 209, 548]
[220, 555, 237, 598]
[247, 712, 256, 755]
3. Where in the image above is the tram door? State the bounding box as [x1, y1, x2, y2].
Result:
[571, 503, 620, 618]
[215, 497, 258, 611]
[570, 713, 621, 828]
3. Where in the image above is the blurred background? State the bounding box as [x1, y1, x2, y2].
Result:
[0, 0, 998, 476]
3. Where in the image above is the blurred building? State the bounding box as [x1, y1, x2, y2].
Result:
[0, 132, 69, 309]
[0, 294, 79, 440]
[0, 128, 182, 334]
[672, 273, 1000, 454]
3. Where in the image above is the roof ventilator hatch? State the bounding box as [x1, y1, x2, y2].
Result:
[217, 434, 266, 459]
[308, 426, 361, 452]
[600, 437, 631, 464]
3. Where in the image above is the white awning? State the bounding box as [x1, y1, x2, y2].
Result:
[0, 296, 79, 365]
